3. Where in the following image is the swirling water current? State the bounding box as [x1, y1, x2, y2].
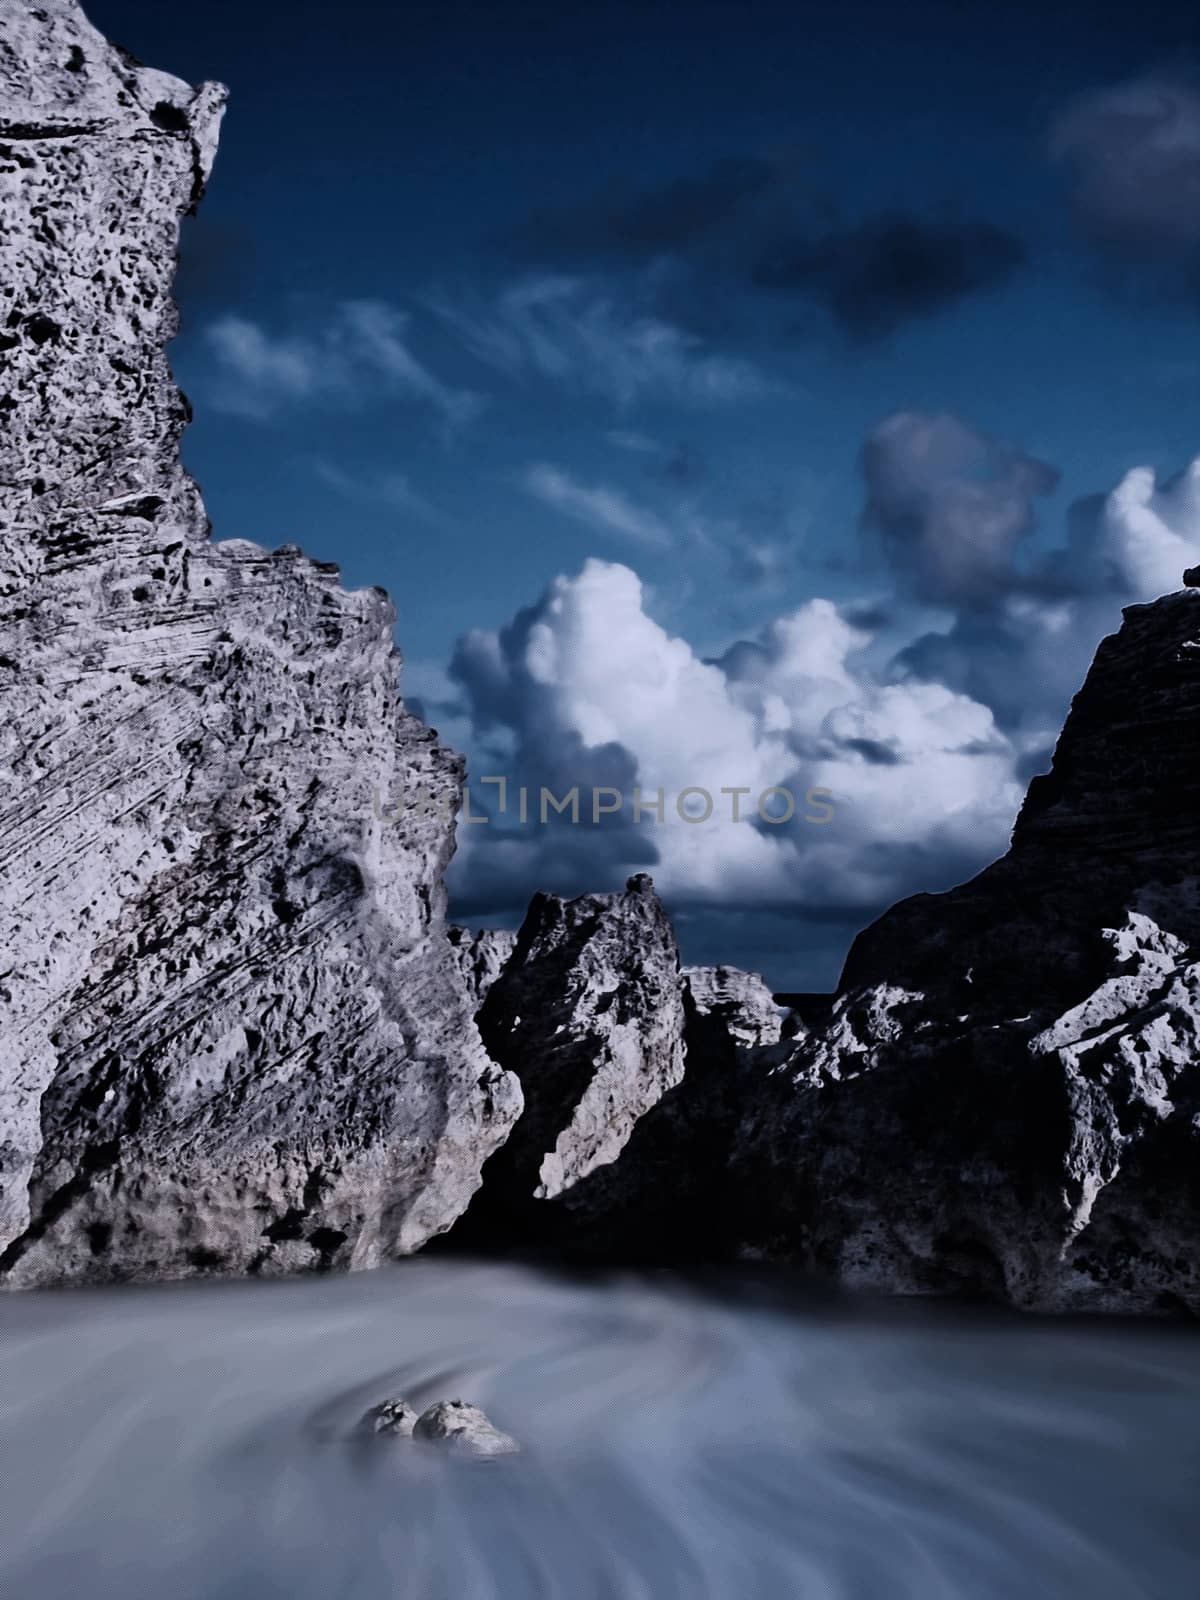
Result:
[0, 1261, 1197, 1598]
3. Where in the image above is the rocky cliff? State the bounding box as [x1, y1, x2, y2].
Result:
[3, 2, 1197, 1314]
[439, 879, 786, 1262]
[0, 0, 520, 1288]
[732, 588, 1200, 1312]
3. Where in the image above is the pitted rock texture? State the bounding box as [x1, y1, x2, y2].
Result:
[357, 1398, 419, 1439]
[413, 1401, 520, 1457]
[448, 927, 517, 1008]
[0, 0, 520, 1288]
[734, 588, 1200, 1313]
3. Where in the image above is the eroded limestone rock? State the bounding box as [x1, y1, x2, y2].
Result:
[684, 966, 784, 1051]
[413, 1400, 520, 1457]
[0, 0, 521, 1289]
[358, 1398, 419, 1439]
[448, 927, 518, 1008]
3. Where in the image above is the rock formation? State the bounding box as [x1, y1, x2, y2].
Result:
[447, 926, 518, 1006]
[732, 588, 1200, 1313]
[441, 875, 687, 1252]
[2, 2, 1197, 1316]
[357, 1398, 419, 1439]
[684, 966, 784, 1051]
[439, 887, 792, 1262]
[355, 1395, 520, 1455]
[412, 1400, 521, 1457]
[0, 0, 520, 1288]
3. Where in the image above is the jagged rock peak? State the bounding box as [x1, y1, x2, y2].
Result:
[438, 876, 688, 1253]
[0, 0, 521, 1288]
[734, 583, 1200, 1313]
[448, 927, 518, 1007]
[479, 874, 686, 1204]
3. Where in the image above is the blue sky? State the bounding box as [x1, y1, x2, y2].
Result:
[89, 0, 1200, 987]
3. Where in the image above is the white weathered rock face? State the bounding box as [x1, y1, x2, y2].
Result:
[684, 966, 783, 1051]
[412, 1400, 521, 1457]
[0, 0, 521, 1287]
[357, 1398, 419, 1439]
[733, 588, 1200, 1313]
[481, 875, 686, 1207]
[447, 927, 518, 1008]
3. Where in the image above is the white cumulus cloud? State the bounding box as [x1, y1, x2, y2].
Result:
[449, 559, 1024, 920]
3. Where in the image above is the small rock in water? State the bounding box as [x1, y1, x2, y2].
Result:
[357, 1398, 418, 1438]
[414, 1400, 521, 1457]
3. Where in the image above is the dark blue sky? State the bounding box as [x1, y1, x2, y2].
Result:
[86, 0, 1200, 986]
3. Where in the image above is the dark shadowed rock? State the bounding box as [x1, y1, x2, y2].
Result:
[439, 875, 688, 1252]
[440, 909, 791, 1264]
[0, 0, 521, 1289]
[734, 585, 1200, 1313]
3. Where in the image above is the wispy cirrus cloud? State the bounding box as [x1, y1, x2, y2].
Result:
[429, 275, 778, 409]
[522, 463, 675, 549]
[313, 458, 444, 525]
[204, 300, 484, 430]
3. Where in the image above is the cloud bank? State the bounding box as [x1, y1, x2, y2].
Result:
[443, 431, 1200, 986]
[446, 558, 1024, 932]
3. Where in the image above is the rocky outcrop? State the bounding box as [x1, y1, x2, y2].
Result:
[0, 0, 520, 1288]
[413, 1400, 520, 1457]
[441, 875, 687, 1251]
[733, 587, 1200, 1313]
[439, 898, 796, 1264]
[355, 1396, 520, 1455]
[357, 1398, 419, 1439]
[447, 927, 517, 1007]
[684, 966, 784, 1051]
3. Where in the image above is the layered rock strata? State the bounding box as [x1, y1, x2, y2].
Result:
[0, 0, 520, 1288]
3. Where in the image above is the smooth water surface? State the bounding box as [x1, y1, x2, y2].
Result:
[1, 1262, 1197, 1598]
